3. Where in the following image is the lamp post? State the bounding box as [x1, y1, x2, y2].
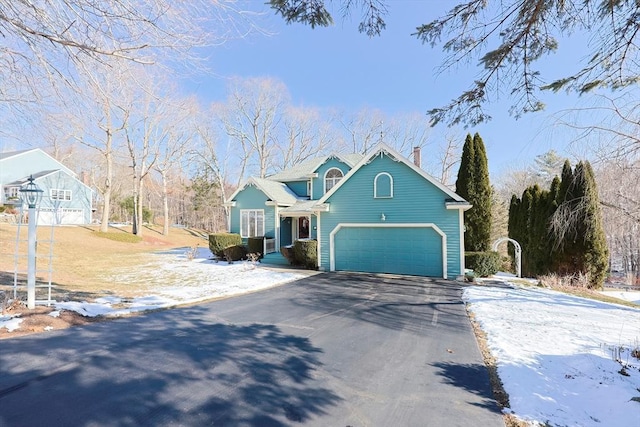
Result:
[19, 175, 43, 309]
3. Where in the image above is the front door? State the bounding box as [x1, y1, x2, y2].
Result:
[297, 216, 310, 239]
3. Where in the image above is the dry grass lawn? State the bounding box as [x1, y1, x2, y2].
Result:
[0, 223, 209, 302]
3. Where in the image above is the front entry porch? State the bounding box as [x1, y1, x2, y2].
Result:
[261, 214, 315, 267]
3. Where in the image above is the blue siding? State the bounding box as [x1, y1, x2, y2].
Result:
[36, 171, 93, 224]
[1, 150, 93, 224]
[229, 185, 275, 239]
[318, 153, 462, 278]
[285, 180, 308, 198]
[311, 157, 352, 200]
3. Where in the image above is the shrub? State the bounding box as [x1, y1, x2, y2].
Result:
[465, 251, 501, 277]
[280, 246, 295, 264]
[247, 237, 264, 258]
[223, 245, 247, 263]
[209, 233, 242, 258]
[293, 240, 317, 270]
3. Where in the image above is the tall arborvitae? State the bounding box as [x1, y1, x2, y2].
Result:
[574, 161, 609, 287]
[558, 160, 574, 205]
[471, 133, 492, 251]
[509, 160, 609, 287]
[456, 134, 475, 248]
[456, 132, 492, 252]
[520, 187, 534, 276]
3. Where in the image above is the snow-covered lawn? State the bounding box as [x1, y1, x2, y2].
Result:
[1, 247, 309, 329]
[465, 281, 640, 427]
[2, 249, 639, 426]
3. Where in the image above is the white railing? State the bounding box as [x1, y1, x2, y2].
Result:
[263, 237, 276, 254]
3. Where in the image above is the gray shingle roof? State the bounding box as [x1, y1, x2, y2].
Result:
[267, 153, 364, 181]
[279, 200, 319, 214]
[250, 177, 303, 205]
[7, 170, 59, 185]
[0, 149, 35, 161]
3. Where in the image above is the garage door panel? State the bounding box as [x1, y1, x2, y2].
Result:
[334, 226, 443, 277]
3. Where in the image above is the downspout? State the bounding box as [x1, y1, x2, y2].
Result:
[459, 209, 465, 278]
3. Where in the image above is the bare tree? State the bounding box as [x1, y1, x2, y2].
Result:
[1, 1, 255, 107]
[383, 113, 430, 157]
[153, 97, 198, 236]
[595, 158, 640, 283]
[273, 105, 334, 171]
[192, 107, 235, 230]
[555, 93, 640, 161]
[434, 132, 462, 188]
[336, 108, 386, 154]
[222, 77, 288, 180]
[66, 64, 132, 232]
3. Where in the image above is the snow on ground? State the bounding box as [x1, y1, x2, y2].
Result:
[465, 280, 640, 427]
[1, 247, 308, 329]
[2, 250, 639, 426]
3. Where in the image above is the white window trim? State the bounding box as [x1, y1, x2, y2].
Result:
[373, 172, 393, 198]
[5, 186, 20, 199]
[324, 167, 344, 194]
[240, 209, 265, 238]
[50, 189, 72, 201]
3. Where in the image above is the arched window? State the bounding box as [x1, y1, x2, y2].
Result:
[324, 168, 344, 193]
[374, 172, 393, 198]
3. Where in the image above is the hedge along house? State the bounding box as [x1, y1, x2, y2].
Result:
[225, 143, 471, 279]
[0, 149, 94, 225]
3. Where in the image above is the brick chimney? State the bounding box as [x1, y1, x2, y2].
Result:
[80, 171, 90, 185]
[413, 146, 421, 168]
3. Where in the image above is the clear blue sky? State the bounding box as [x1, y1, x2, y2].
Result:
[184, 0, 592, 178]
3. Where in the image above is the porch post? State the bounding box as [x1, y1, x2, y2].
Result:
[274, 205, 280, 252]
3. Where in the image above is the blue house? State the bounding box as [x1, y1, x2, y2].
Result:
[0, 149, 94, 225]
[225, 143, 471, 278]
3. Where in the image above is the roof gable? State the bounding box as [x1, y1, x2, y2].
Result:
[317, 143, 468, 205]
[0, 148, 76, 177]
[267, 153, 364, 182]
[227, 177, 302, 206]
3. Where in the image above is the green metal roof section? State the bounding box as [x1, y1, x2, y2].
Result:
[267, 153, 364, 182]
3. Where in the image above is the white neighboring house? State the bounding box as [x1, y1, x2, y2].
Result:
[0, 149, 94, 225]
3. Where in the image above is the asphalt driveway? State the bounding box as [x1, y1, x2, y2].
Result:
[0, 272, 504, 427]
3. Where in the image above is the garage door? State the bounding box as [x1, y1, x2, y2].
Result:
[332, 225, 444, 277]
[38, 208, 85, 225]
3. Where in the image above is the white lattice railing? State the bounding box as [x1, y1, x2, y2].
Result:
[263, 237, 276, 254]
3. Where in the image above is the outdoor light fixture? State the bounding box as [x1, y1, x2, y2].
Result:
[19, 175, 43, 309]
[380, 213, 386, 221]
[19, 175, 43, 208]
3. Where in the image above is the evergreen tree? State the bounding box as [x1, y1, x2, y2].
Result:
[455, 134, 475, 200]
[471, 133, 492, 251]
[558, 160, 574, 204]
[532, 150, 565, 184]
[507, 159, 608, 286]
[456, 133, 492, 252]
[573, 161, 609, 287]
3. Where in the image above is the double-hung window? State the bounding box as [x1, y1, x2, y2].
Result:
[240, 209, 264, 238]
[50, 189, 72, 201]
